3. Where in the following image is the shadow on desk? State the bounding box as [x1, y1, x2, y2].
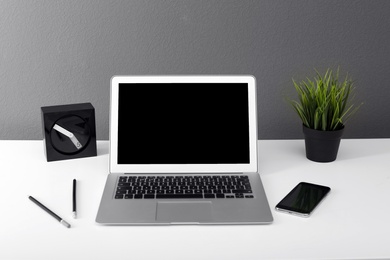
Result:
[97, 141, 109, 156]
[258, 140, 307, 175]
[337, 139, 390, 161]
[259, 139, 390, 175]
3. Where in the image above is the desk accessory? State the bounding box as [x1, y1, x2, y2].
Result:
[41, 103, 97, 162]
[275, 182, 330, 217]
[288, 68, 362, 162]
[29, 196, 71, 228]
[73, 179, 77, 219]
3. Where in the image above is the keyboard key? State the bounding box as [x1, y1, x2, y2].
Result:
[156, 194, 203, 199]
[115, 195, 124, 199]
[204, 194, 215, 199]
[232, 189, 252, 194]
[119, 177, 128, 183]
[116, 190, 127, 195]
[144, 194, 155, 199]
[118, 182, 130, 187]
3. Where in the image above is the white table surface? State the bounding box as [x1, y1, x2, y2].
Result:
[1, 139, 389, 260]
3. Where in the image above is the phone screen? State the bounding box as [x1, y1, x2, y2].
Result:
[275, 182, 330, 217]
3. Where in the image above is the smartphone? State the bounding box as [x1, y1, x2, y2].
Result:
[275, 182, 331, 217]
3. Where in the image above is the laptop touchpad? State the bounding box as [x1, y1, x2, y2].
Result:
[156, 201, 213, 223]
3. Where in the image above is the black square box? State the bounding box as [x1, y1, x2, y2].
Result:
[41, 103, 97, 162]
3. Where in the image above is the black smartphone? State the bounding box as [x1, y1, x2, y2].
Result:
[275, 182, 331, 217]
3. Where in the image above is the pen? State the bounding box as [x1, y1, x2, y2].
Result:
[28, 196, 71, 228]
[72, 179, 77, 219]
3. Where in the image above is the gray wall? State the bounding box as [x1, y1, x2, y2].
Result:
[1, 0, 389, 140]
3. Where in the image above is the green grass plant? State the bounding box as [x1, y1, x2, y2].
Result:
[289, 68, 361, 131]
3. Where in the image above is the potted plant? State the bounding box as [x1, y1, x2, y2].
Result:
[289, 68, 361, 162]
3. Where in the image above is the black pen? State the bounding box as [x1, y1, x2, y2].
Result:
[72, 179, 77, 219]
[29, 196, 71, 228]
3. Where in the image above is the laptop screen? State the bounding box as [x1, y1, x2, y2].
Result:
[117, 83, 250, 164]
[110, 76, 257, 173]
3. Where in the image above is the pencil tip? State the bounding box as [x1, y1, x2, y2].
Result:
[61, 220, 71, 228]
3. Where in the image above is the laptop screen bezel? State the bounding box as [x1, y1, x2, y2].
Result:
[109, 75, 258, 173]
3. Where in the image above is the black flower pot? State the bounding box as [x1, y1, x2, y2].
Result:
[302, 125, 345, 163]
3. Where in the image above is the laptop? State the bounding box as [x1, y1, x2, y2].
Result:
[96, 75, 273, 225]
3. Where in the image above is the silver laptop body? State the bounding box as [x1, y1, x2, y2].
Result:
[96, 75, 273, 225]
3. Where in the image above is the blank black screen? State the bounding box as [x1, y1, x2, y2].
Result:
[276, 182, 331, 214]
[117, 83, 250, 164]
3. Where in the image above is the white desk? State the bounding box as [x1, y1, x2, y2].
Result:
[1, 139, 389, 260]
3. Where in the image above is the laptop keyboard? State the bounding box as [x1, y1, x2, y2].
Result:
[114, 175, 254, 199]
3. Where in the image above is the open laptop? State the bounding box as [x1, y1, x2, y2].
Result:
[96, 75, 273, 225]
